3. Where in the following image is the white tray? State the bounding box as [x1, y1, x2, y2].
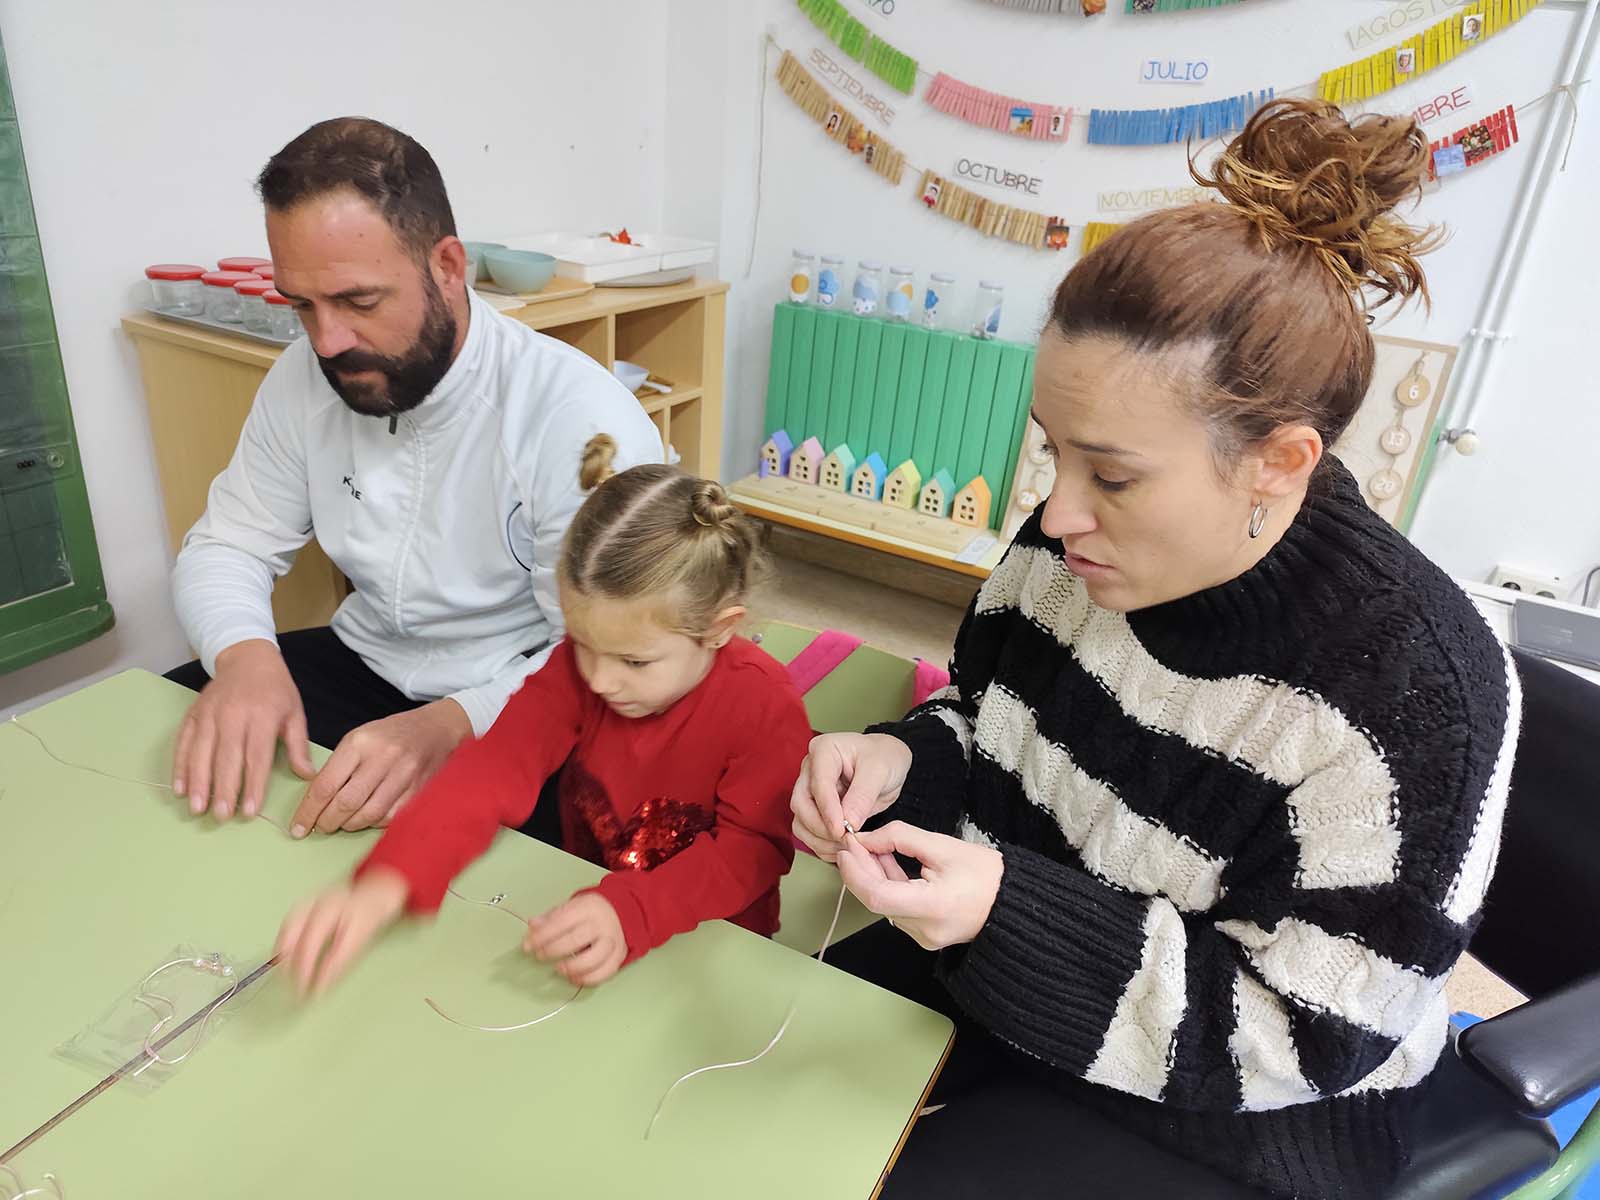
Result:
[145, 306, 296, 347]
[500, 232, 715, 284]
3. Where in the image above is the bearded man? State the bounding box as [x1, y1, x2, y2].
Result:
[166, 117, 661, 837]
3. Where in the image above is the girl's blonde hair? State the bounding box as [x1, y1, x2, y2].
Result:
[560, 435, 765, 638]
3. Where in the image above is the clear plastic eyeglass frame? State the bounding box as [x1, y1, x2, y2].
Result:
[129, 953, 240, 1077]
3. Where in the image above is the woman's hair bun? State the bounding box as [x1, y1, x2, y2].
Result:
[1195, 96, 1441, 308]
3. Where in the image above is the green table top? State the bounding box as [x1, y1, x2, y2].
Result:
[0, 670, 950, 1198]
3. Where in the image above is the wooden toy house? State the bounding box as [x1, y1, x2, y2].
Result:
[851, 452, 888, 501]
[820, 445, 858, 492]
[759, 430, 794, 478]
[919, 469, 955, 518]
[884, 459, 922, 509]
[953, 476, 993, 528]
[788, 436, 825, 486]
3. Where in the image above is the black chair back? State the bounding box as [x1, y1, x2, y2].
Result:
[1469, 650, 1600, 998]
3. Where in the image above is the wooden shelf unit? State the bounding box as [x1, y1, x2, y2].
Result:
[123, 277, 729, 632]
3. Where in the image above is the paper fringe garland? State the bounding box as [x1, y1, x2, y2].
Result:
[796, 0, 919, 95]
[777, 51, 907, 184]
[1318, 0, 1542, 104]
[1079, 222, 1123, 253]
[917, 170, 1068, 251]
[1427, 104, 1519, 180]
[925, 74, 1074, 142]
[977, 0, 1106, 13]
[1126, 0, 1247, 10]
[1088, 87, 1273, 145]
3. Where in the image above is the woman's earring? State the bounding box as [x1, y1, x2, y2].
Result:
[1248, 501, 1269, 539]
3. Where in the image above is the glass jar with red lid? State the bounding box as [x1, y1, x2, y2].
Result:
[200, 270, 257, 322]
[145, 264, 208, 315]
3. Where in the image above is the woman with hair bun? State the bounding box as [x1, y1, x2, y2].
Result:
[793, 99, 1517, 1198]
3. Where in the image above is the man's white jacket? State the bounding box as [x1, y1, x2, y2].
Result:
[173, 289, 663, 737]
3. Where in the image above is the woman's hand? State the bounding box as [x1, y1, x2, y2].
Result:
[790, 733, 914, 862]
[837, 822, 1003, 950]
[275, 867, 410, 996]
[524, 893, 628, 988]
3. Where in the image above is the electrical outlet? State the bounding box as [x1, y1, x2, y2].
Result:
[1489, 564, 1566, 600]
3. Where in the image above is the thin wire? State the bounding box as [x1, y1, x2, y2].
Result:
[425, 886, 585, 1032]
[645, 878, 850, 1139]
[0, 1165, 63, 1200]
[744, 34, 774, 280]
[9, 713, 579, 1024]
[5, 715, 296, 836]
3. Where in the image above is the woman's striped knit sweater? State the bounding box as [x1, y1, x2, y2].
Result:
[872, 463, 1520, 1199]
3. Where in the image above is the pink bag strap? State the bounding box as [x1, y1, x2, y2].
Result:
[785, 630, 865, 695]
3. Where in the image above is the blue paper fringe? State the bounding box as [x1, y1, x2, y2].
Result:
[1087, 87, 1274, 145]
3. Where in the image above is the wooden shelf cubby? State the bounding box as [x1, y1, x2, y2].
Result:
[122, 276, 729, 632]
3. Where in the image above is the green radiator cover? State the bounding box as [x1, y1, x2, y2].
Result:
[762, 304, 1035, 533]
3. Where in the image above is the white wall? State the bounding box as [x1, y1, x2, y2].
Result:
[7, 0, 1598, 711]
[682, 0, 1596, 595]
[0, 0, 671, 715]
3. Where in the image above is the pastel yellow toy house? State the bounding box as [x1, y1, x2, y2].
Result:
[884, 460, 922, 509]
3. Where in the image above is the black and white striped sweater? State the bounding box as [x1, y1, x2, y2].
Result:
[873, 463, 1520, 1199]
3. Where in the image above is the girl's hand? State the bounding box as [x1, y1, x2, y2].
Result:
[836, 822, 1003, 950]
[275, 867, 409, 996]
[790, 733, 914, 862]
[524, 893, 627, 987]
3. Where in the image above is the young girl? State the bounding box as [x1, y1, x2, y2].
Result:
[277, 436, 812, 994]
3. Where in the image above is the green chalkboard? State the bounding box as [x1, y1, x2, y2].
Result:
[0, 32, 113, 672]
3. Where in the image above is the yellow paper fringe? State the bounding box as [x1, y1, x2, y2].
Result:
[1318, 0, 1542, 103]
[1079, 222, 1123, 254]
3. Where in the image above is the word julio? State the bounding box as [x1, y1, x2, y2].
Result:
[1140, 59, 1209, 85]
[809, 47, 896, 125]
[1346, 0, 1468, 49]
[1097, 186, 1207, 212]
[954, 158, 1043, 196]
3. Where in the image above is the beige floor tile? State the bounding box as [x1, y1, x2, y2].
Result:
[749, 554, 966, 668]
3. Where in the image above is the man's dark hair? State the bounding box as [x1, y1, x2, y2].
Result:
[256, 117, 456, 261]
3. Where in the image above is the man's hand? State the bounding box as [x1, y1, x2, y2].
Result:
[289, 699, 472, 837]
[523, 893, 628, 988]
[172, 639, 315, 821]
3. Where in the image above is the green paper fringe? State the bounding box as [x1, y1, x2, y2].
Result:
[795, 0, 919, 95]
[863, 37, 918, 94]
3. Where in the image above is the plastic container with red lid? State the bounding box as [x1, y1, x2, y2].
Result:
[217, 256, 271, 274]
[200, 270, 256, 322]
[234, 277, 276, 334]
[145, 263, 208, 315]
[263, 289, 302, 339]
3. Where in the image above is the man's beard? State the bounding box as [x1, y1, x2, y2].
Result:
[317, 274, 457, 418]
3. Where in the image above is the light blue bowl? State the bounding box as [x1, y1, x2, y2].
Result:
[461, 241, 505, 281]
[483, 248, 556, 294]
